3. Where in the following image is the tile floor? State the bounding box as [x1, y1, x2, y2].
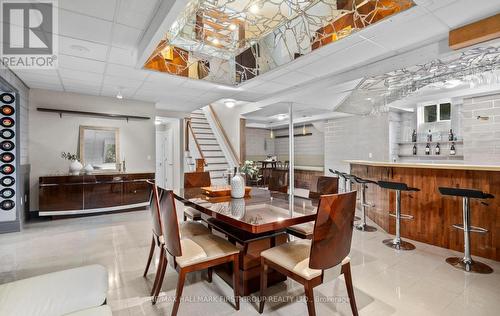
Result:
[1, 209, 499, 316]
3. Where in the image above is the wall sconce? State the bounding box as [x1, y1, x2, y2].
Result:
[270, 129, 274, 139]
[476, 116, 490, 121]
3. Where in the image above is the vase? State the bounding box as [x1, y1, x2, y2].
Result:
[230, 198, 246, 219]
[231, 169, 245, 198]
[83, 164, 94, 174]
[69, 160, 83, 175]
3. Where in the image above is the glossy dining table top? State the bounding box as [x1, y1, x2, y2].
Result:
[174, 187, 318, 234]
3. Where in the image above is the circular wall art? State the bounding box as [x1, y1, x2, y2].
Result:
[0, 93, 15, 104]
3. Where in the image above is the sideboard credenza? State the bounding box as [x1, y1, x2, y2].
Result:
[38, 172, 154, 216]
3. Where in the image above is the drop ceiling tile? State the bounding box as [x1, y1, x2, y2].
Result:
[29, 82, 64, 91]
[105, 64, 150, 81]
[430, 0, 500, 28]
[117, 0, 159, 30]
[101, 86, 135, 98]
[59, 36, 109, 61]
[58, 0, 117, 21]
[62, 77, 102, 89]
[111, 24, 142, 49]
[58, 54, 106, 74]
[266, 71, 316, 86]
[59, 10, 113, 45]
[14, 69, 60, 80]
[108, 47, 137, 66]
[102, 75, 144, 89]
[64, 86, 102, 96]
[59, 68, 103, 83]
[248, 81, 289, 94]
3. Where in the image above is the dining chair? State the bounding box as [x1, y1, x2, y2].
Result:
[287, 176, 339, 239]
[152, 189, 241, 316]
[143, 181, 211, 296]
[259, 191, 358, 316]
[268, 169, 288, 193]
[183, 171, 211, 221]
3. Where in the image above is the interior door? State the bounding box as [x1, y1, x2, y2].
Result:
[155, 131, 166, 188]
[165, 127, 174, 189]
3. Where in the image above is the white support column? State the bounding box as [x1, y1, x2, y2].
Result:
[289, 102, 294, 217]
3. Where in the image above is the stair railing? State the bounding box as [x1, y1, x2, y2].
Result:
[205, 104, 241, 167]
[185, 118, 207, 167]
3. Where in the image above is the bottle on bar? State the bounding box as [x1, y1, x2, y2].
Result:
[412, 144, 417, 156]
[435, 143, 440, 155]
[411, 129, 417, 143]
[448, 129, 454, 141]
[425, 143, 431, 155]
[450, 142, 456, 156]
[427, 129, 432, 142]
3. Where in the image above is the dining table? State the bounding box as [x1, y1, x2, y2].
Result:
[174, 186, 319, 295]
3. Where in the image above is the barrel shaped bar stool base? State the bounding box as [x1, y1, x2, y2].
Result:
[355, 223, 377, 232]
[383, 238, 415, 251]
[446, 257, 493, 274]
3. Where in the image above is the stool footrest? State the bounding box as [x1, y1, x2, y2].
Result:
[451, 224, 488, 233]
[389, 213, 414, 220]
[362, 203, 375, 207]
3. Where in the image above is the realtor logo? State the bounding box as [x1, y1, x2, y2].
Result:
[1, 0, 58, 68]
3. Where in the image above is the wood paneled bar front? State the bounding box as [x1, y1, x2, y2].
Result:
[347, 160, 500, 261]
[39, 172, 154, 216]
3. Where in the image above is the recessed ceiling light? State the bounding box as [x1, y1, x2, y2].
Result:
[116, 89, 123, 99]
[229, 23, 237, 31]
[277, 114, 286, 121]
[249, 4, 259, 14]
[224, 99, 236, 108]
[69, 44, 90, 53]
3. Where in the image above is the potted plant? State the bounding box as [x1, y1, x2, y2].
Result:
[241, 160, 262, 185]
[61, 152, 83, 175]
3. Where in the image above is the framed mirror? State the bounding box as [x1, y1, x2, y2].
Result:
[79, 126, 120, 170]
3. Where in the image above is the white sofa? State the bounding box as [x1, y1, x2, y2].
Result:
[0, 264, 111, 316]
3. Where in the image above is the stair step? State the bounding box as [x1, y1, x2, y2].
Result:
[194, 132, 214, 135]
[196, 135, 216, 139]
[205, 157, 228, 163]
[198, 139, 218, 145]
[192, 126, 211, 130]
[203, 151, 224, 157]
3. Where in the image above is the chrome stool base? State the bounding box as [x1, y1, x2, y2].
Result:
[383, 238, 415, 250]
[355, 223, 377, 232]
[446, 257, 493, 274]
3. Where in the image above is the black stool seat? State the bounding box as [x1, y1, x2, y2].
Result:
[438, 186, 494, 274]
[438, 187, 494, 199]
[353, 176, 378, 185]
[378, 181, 420, 192]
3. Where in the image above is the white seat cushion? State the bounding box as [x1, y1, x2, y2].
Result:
[65, 305, 112, 316]
[287, 222, 314, 236]
[0, 265, 108, 316]
[180, 221, 211, 238]
[184, 206, 201, 219]
[261, 240, 348, 280]
[176, 234, 240, 268]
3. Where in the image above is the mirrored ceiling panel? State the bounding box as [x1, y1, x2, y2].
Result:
[144, 0, 415, 85]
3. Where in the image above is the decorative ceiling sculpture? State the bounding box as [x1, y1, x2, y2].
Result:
[335, 45, 500, 116]
[145, 0, 415, 85]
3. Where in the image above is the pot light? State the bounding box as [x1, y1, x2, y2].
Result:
[249, 4, 259, 14]
[229, 23, 237, 31]
[277, 114, 286, 121]
[116, 90, 123, 99]
[224, 99, 236, 108]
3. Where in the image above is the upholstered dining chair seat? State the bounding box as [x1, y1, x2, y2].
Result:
[176, 234, 240, 268]
[183, 206, 202, 219]
[261, 239, 349, 280]
[287, 222, 315, 236]
[180, 221, 211, 238]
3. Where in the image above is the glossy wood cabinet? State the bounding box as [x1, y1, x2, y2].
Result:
[39, 172, 154, 216]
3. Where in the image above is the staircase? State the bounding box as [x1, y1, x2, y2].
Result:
[188, 109, 230, 185]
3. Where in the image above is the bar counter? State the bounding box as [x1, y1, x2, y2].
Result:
[346, 160, 500, 261]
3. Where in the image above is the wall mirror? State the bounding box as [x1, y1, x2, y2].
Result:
[79, 126, 120, 170]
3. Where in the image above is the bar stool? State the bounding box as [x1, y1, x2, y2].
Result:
[438, 187, 494, 274]
[328, 169, 349, 192]
[378, 181, 420, 250]
[352, 176, 378, 232]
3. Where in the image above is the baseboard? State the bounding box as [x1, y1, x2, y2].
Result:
[0, 220, 21, 234]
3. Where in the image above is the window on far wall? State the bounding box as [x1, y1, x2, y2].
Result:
[424, 103, 451, 123]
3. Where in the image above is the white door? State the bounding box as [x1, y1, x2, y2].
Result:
[155, 131, 166, 188]
[164, 127, 174, 189]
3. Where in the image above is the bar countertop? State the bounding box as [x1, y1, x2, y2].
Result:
[345, 160, 500, 172]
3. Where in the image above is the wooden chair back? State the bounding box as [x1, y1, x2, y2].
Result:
[158, 188, 182, 257]
[184, 171, 211, 188]
[268, 169, 288, 193]
[147, 180, 163, 238]
[309, 191, 357, 270]
[309, 176, 338, 199]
